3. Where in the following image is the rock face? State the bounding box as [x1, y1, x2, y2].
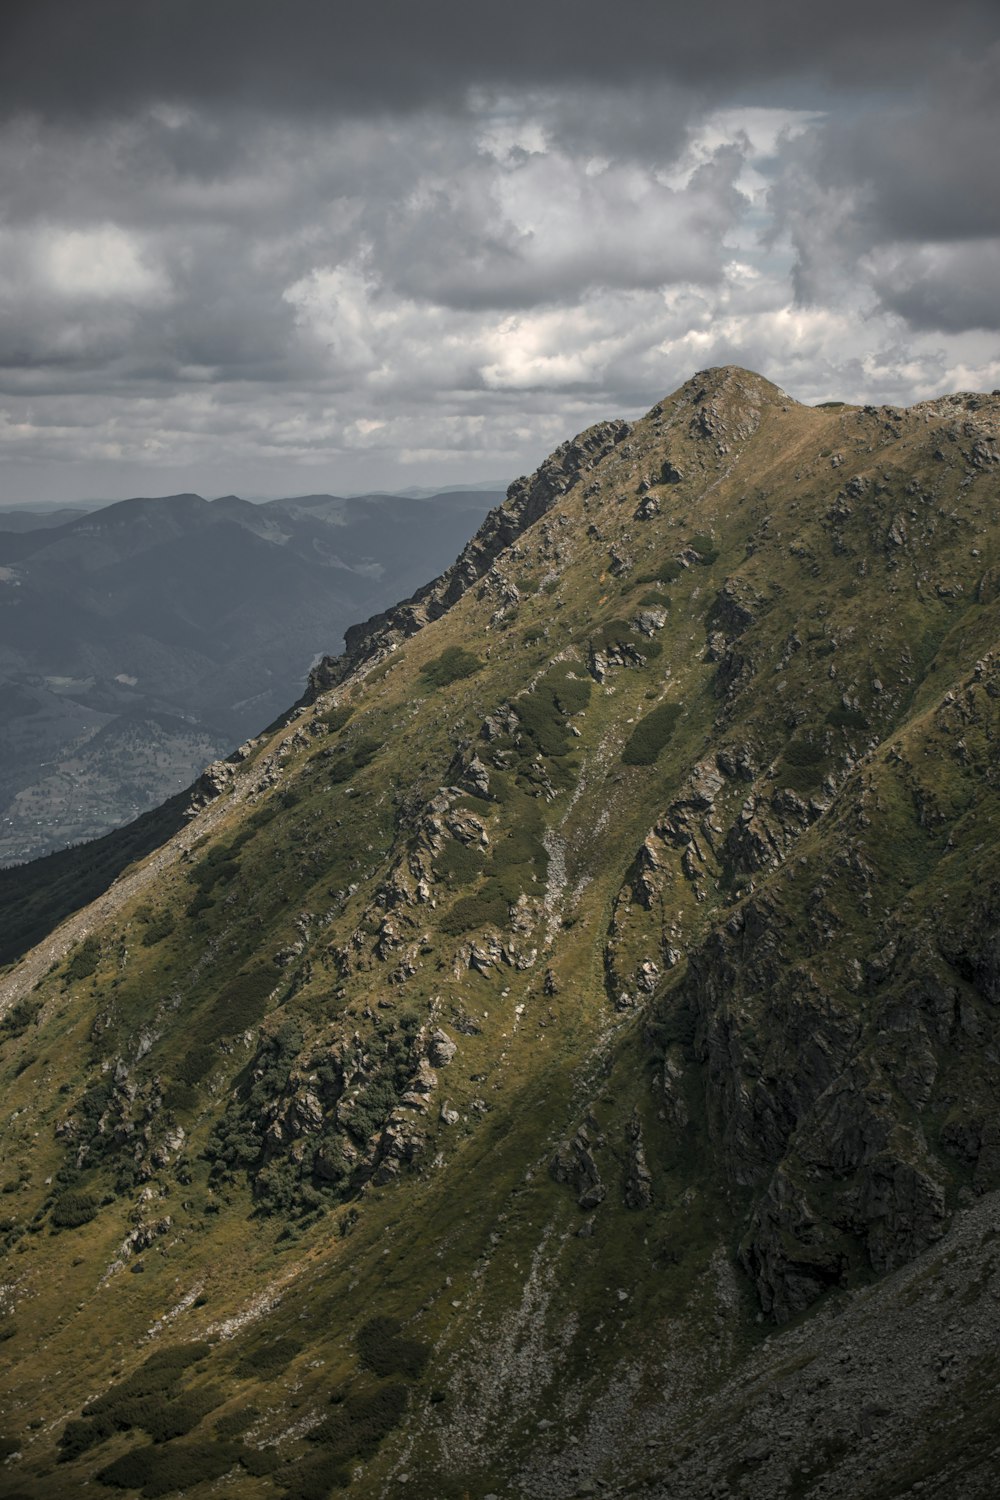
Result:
[551, 1123, 607, 1210]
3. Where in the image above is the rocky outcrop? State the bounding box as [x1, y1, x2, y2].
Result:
[550, 1122, 607, 1211]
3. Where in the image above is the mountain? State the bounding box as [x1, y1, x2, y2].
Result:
[0, 488, 501, 863]
[0, 506, 95, 532]
[1, 367, 999, 1499]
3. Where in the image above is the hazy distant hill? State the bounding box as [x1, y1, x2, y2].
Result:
[0, 487, 502, 861]
[0, 505, 93, 531]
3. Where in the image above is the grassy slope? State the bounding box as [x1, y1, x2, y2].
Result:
[0, 369, 998, 1498]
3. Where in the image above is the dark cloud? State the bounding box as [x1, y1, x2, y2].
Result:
[3, 0, 998, 119]
[0, 1, 998, 503]
[768, 44, 1000, 334]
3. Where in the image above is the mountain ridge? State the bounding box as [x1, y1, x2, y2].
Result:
[1, 367, 999, 1499]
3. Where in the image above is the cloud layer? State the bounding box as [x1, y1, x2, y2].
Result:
[1, 2, 998, 501]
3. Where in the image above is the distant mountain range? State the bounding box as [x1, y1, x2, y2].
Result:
[0, 487, 503, 862]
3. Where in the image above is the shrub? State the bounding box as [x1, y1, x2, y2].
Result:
[141, 913, 175, 948]
[214, 1408, 257, 1439]
[285, 1450, 350, 1499]
[65, 937, 100, 983]
[419, 647, 482, 689]
[307, 1382, 410, 1471]
[780, 736, 830, 793]
[439, 891, 510, 936]
[434, 840, 486, 888]
[322, 705, 354, 732]
[97, 1439, 240, 1495]
[553, 672, 590, 716]
[826, 705, 869, 731]
[357, 1317, 430, 1380]
[85, 1344, 211, 1420]
[686, 533, 719, 564]
[50, 1192, 99, 1230]
[0, 997, 41, 1040]
[636, 559, 682, 586]
[327, 733, 382, 784]
[514, 665, 590, 760]
[59, 1417, 111, 1461]
[240, 1445, 281, 1476]
[621, 702, 682, 765]
[233, 1337, 302, 1381]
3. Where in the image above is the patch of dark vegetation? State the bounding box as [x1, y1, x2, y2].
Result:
[327, 733, 382, 784]
[321, 704, 354, 733]
[49, 1191, 99, 1230]
[826, 705, 869, 731]
[514, 663, 591, 758]
[0, 997, 42, 1041]
[419, 646, 483, 689]
[206, 1009, 420, 1212]
[233, 1336, 303, 1381]
[300, 1382, 410, 1494]
[356, 1316, 430, 1379]
[434, 839, 486, 888]
[779, 735, 830, 793]
[440, 782, 548, 935]
[686, 533, 719, 564]
[213, 1407, 257, 1438]
[635, 558, 683, 586]
[64, 936, 101, 983]
[59, 1344, 216, 1468]
[96, 1439, 241, 1495]
[621, 702, 683, 765]
[439, 891, 510, 935]
[140, 911, 176, 947]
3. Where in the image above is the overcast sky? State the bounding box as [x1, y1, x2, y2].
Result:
[1, 0, 998, 504]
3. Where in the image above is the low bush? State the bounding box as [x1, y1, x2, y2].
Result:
[284, 1450, 350, 1499]
[50, 1192, 99, 1230]
[635, 559, 682, 586]
[322, 705, 354, 733]
[85, 1344, 211, 1421]
[97, 1439, 240, 1495]
[686, 533, 719, 564]
[59, 1417, 112, 1461]
[213, 966, 276, 1033]
[420, 647, 482, 689]
[357, 1317, 430, 1380]
[621, 702, 683, 765]
[65, 937, 101, 983]
[233, 1336, 303, 1381]
[434, 840, 486, 888]
[439, 891, 510, 936]
[826, 705, 869, 731]
[214, 1408, 257, 1438]
[141, 913, 175, 948]
[0, 997, 41, 1040]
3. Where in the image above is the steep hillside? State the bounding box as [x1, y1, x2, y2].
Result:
[1, 368, 999, 1500]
